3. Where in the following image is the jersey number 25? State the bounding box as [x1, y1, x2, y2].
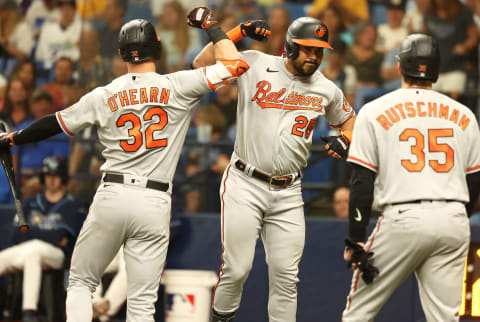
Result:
[116, 106, 168, 152]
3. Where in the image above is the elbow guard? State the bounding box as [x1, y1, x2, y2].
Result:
[204, 59, 249, 91]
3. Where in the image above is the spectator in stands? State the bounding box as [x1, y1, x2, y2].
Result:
[35, 0, 81, 71]
[155, 1, 202, 72]
[42, 56, 79, 110]
[12, 89, 69, 198]
[405, 0, 429, 34]
[309, 0, 369, 27]
[317, 5, 353, 45]
[346, 20, 384, 110]
[10, 59, 37, 98]
[424, 0, 478, 100]
[76, 0, 107, 21]
[380, 45, 402, 93]
[92, 246, 127, 322]
[0, 76, 30, 127]
[376, 0, 408, 54]
[0, 156, 87, 322]
[184, 105, 233, 213]
[123, 0, 153, 23]
[25, 0, 59, 38]
[77, 26, 109, 94]
[333, 186, 350, 219]
[0, 0, 24, 75]
[0, 2, 35, 63]
[226, 0, 266, 22]
[97, 0, 126, 61]
[322, 38, 357, 105]
[264, 5, 290, 56]
[151, 0, 207, 19]
[377, 0, 407, 93]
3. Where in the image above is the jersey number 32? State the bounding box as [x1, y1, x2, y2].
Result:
[116, 106, 168, 152]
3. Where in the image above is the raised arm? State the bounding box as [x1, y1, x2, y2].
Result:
[186, 7, 257, 90]
[189, 10, 270, 68]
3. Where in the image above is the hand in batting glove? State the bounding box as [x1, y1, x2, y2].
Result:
[344, 238, 379, 285]
[0, 133, 14, 149]
[320, 133, 349, 159]
[240, 20, 271, 42]
[187, 7, 217, 30]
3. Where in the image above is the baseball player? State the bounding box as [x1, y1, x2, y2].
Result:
[343, 34, 480, 322]
[193, 16, 356, 322]
[0, 156, 86, 322]
[0, 13, 249, 322]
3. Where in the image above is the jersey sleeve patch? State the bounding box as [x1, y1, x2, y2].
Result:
[56, 112, 74, 136]
[330, 109, 355, 128]
[347, 155, 378, 172]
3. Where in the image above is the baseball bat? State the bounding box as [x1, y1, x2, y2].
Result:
[0, 123, 28, 232]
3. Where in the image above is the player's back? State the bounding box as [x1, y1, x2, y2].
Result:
[58, 69, 209, 183]
[357, 88, 479, 206]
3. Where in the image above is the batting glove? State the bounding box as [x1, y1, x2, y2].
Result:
[240, 20, 271, 42]
[320, 134, 349, 159]
[0, 132, 15, 150]
[345, 238, 379, 284]
[187, 7, 217, 30]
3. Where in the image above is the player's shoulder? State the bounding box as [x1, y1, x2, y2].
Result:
[239, 49, 278, 65]
[432, 90, 476, 118]
[315, 71, 343, 92]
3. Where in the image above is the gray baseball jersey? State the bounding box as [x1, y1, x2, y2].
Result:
[348, 88, 480, 205]
[234, 50, 354, 175]
[57, 71, 210, 183]
[343, 88, 480, 322]
[212, 50, 354, 322]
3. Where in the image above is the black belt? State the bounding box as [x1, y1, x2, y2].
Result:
[234, 160, 299, 188]
[390, 199, 463, 206]
[103, 173, 169, 192]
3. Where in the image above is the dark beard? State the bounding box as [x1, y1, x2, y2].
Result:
[292, 60, 318, 77]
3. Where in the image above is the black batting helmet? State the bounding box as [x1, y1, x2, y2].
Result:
[40, 156, 69, 185]
[284, 17, 333, 59]
[398, 34, 440, 82]
[119, 19, 162, 63]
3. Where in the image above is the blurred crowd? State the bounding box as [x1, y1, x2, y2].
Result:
[0, 0, 479, 216]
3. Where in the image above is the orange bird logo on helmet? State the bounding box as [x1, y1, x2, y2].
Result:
[314, 25, 326, 38]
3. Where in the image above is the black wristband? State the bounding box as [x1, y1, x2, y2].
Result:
[206, 24, 229, 44]
[13, 114, 62, 145]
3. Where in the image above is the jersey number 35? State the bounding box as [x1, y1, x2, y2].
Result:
[400, 128, 454, 173]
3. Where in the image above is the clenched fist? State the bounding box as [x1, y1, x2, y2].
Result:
[240, 20, 271, 42]
[187, 7, 217, 30]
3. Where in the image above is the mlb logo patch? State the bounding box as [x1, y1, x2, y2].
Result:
[166, 292, 196, 316]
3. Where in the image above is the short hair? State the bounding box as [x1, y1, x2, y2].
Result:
[403, 75, 433, 87]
